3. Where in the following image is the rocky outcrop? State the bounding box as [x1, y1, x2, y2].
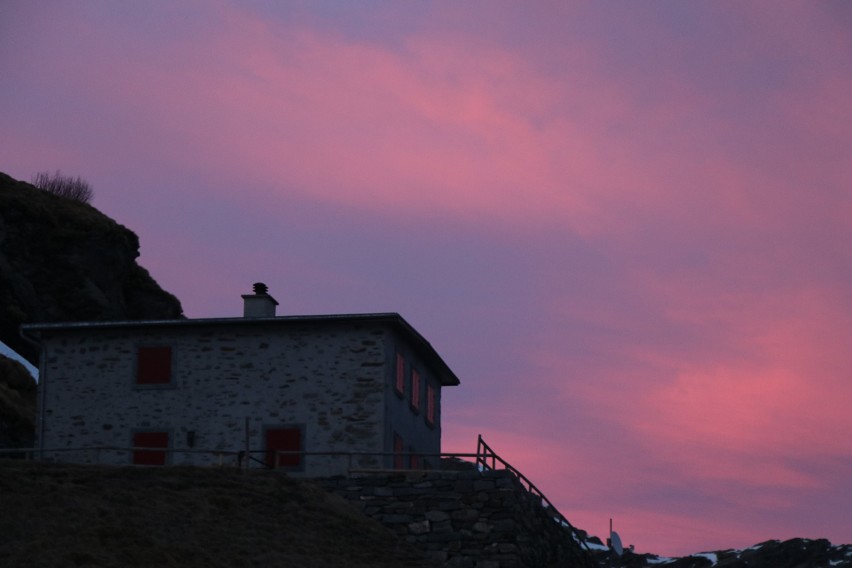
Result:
[0, 172, 183, 364]
[0, 355, 36, 450]
[597, 537, 852, 567]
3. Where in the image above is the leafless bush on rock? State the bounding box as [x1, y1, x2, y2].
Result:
[31, 170, 94, 203]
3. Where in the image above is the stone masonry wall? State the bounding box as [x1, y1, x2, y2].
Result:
[37, 321, 396, 474]
[317, 469, 597, 568]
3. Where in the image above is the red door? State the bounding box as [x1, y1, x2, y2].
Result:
[265, 428, 302, 468]
[133, 431, 169, 465]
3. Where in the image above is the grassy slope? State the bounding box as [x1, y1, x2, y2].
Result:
[0, 460, 437, 568]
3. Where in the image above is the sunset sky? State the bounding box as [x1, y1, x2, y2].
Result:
[2, 1, 851, 556]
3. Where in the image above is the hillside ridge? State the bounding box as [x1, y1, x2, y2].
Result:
[0, 171, 183, 365]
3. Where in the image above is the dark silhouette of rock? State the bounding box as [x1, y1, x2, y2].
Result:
[595, 537, 852, 567]
[0, 354, 36, 451]
[0, 171, 183, 365]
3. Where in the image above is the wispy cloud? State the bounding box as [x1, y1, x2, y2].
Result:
[1, 0, 850, 555]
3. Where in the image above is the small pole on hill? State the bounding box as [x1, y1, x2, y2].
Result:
[608, 518, 612, 548]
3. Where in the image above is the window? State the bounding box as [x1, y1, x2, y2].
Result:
[136, 346, 172, 385]
[394, 353, 405, 396]
[393, 432, 405, 469]
[410, 369, 421, 412]
[265, 427, 302, 469]
[133, 431, 169, 465]
[426, 383, 436, 426]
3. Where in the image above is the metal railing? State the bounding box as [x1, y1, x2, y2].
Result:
[474, 435, 590, 550]
[0, 436, 589, 549]
[0, 446, 243, 466]
[0, 445, 479, 471]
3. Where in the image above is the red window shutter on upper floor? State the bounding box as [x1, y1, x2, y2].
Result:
[395, 353, 405, 396]
[137, 346, 172, 384]
[426, 384, 436, 425]
[411, 369, 421, 411]
[133, 431, 169, 465]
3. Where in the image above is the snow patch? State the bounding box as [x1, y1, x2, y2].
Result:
[0, 340, 38, 382]
[694, 552, 718, 565]
[583, 541, 609, 552]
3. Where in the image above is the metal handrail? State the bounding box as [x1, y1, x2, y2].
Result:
[1, 438, 589, 550]
[474, 435, 590, 551]
[0, 446, 483, 468]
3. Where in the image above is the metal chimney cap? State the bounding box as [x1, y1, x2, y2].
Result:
[252, 282, 268, 295]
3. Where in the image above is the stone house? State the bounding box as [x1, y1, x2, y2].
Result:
[20, 284, 459, 475]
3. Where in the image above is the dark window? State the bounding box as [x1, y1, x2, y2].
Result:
[411, 369, 421, 412]
[395, 353, 405, 396]
[426, 383, 436, 426]
[393, 432, 405, 469]
[265, 427, 302, 469]
[133, 431, 169, 465]
[136, 346, 172, 385]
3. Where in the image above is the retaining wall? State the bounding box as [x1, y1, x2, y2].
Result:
[317, 469, 597, 568]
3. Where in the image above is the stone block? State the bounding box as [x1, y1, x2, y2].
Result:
[426, 532, 461, 544]
[425, 510, 450, 522]
[380, 514, 411, 524]
[451, 508, 479, 522]
[492, 519, 516, 532]
[437, 491, 463, 500]
[408, 520, 430, 535]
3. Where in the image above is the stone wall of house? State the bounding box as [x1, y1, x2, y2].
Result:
[36, 320, 424, 474]
[317, 469, 597, 568]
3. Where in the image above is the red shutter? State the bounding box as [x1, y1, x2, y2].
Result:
[411, 370, 421, 411]
[426, 384, 436, 425]
[137, 346, 172, 384]
[395, 353, 405, 396]
[133, 431, 169, 465]
[265, 428, 302, 468]
[393, 432, 405, 469]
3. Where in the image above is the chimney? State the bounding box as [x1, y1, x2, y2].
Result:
[242, 282, 278, 318]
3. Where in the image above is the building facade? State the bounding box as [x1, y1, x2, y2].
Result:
[21, 285, 459, 476]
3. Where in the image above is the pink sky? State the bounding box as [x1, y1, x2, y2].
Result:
[2, 1, 851, 556]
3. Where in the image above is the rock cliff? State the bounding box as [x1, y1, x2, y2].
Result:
[0, 355, 35, 450]
[593, 537, 852, 567]
[0, 171, 183, 364]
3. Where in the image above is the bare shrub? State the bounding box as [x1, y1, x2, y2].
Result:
[31, 170, 94, 203]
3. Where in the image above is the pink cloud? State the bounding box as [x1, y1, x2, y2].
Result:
[3, 1, 852, 556]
